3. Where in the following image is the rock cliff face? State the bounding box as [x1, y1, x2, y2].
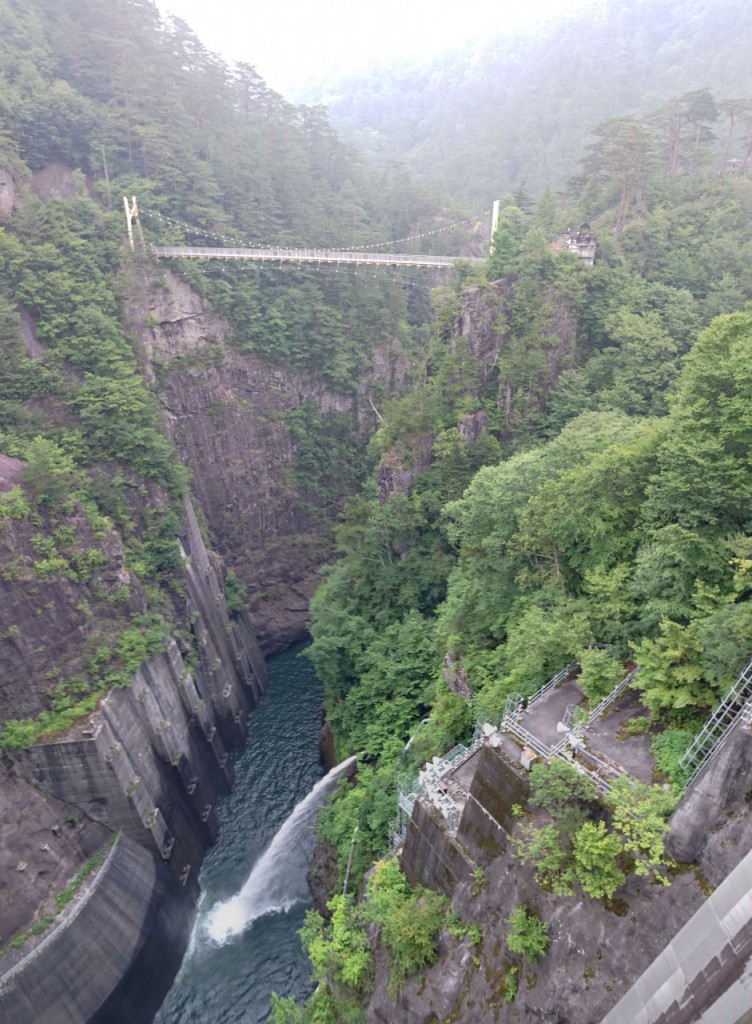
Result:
[375, 276, 578, 502]
[122, 265, 409, 652]
[0, 495, 147, 720]
[0, 178, 411, 1020]
[0, 495, 267, 1024]
[371, 734, 752, 1024]
[0, 162, 280, 1022]
[668, 720, 752, 862]
[0, 165, 20, 221]
[456, 277, 577, 398]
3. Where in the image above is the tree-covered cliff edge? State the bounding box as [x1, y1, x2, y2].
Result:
[0, 0, 447, 1009]
[288, 107, 752, 1023]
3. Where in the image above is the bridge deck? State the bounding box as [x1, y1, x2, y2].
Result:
[150, 245, 484, 268]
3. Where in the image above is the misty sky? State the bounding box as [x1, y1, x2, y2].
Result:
[155, 0, 596, 96]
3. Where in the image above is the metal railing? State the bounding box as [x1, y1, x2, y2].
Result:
[498, 718, 552, 760]
[395, 660, 642, 841]
[394, 734, 485, 843]
[552, 667, 639, 757]
[501, 662, 578, 729]
[524, 661, 579, 711]
[678, 657, 752, 791]
[151, 245, 485, 269]
[586, 667, 639, 724]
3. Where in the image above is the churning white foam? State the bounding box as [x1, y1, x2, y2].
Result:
[205, 756, 356, 943]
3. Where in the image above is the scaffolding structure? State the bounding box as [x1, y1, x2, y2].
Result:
[678, 657, 752, 791]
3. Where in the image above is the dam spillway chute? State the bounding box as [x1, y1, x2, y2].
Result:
[205, 755, 356, 944]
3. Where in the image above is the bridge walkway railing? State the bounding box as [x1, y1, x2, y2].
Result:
[150, 245, 486, 269]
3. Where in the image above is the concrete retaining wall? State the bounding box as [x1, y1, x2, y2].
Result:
[457, 745, 529, 867]
[602, 844, 752, 1024]
[401, 799, 475, 894]
[2, 493, 269, 1023]
[14, 495, 268, 892]
[0, 836, 193, 1024]
[16, 640, 231, 889]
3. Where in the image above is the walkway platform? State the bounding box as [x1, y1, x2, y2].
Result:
[585, 689, 654, 784]
[520, 677, 585, 747]
[504, 667, 656, 791]
[150, 245, 486, 269]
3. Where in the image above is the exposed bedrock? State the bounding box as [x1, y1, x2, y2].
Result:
[0, 494, 267, 1023]
[0, 761, 110, 950]
[11, 495, 267, 896]
[378, 738, 752, 1024]
[376, 277, 579, 503]
[0, 164, 21, 221]
[0, 496, 148, 720]
[122, 266, 410, 653]
[668, 717, 752, 863]
[456, 277, 577, 401]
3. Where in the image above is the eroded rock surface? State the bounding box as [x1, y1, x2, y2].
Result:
[0, 761, 109, 950]
[123, 267, 409, 651]
[30, 163, 83, 201]
[307, 841, 339, 918]
[367, 731, 752, 1024]
[0, 500, 146, 720]
[0, 166, 19, 220]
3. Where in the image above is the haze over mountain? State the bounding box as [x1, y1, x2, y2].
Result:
[299, 0, 752, 204]
[155, 0, 594, 96]
[3, 1, 752, 1023]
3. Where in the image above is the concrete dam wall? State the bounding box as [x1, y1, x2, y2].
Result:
[0, 837, 193, 1024]
[0, 495, 268, 1024]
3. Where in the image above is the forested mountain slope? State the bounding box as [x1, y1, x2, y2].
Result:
[301, 0, 752, 204]
[0, 0, 465, 1000]
[310, 137, 752, 770]
[294, 105, 752, 1022]
[0, 0, 458, 744]
[3, 0, 752, 1020]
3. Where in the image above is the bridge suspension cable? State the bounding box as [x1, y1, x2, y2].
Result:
[166, 258, 437, 293]
[149, 244, 484, 268]
[138, 204, 492, 254]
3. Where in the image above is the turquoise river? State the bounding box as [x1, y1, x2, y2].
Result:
[154, 643, 326, 1023]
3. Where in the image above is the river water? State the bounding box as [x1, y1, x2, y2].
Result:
[154, 643, 326, 1024]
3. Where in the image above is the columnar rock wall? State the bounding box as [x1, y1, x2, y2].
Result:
[179, 494, 267, 744]
[1, 492, 269, 1023]
[122, 266, 410, 652]
[16, 640, 231, 887]
[13, 496, 267, 892]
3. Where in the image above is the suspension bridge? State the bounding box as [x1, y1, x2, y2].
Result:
[148, 244, 485, 268]
[124, 196, 497, 270]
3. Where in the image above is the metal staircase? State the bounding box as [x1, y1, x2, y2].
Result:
[393, 739, 483, 844]
[678, 657, 752, 790]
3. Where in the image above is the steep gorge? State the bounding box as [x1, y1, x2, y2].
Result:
[4, 3, 752, 1022]
[0, 172, 580, 1020]
[122, 262, 411, 653]
[0, 158, 418, 1022]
